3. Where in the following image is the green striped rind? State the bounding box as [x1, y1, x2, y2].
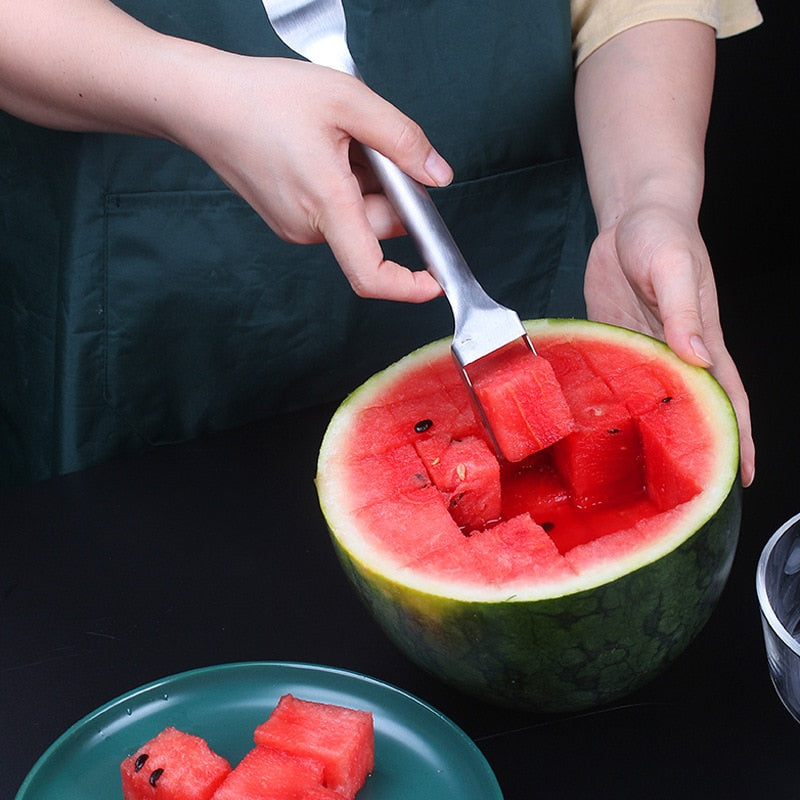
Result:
[317, 319, 742, 711]
[330, 483, 740, 711]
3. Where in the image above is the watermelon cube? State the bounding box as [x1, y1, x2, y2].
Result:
[211, 745, 325, 800]
[603, 362, 675, 417]
[637, 395, 703, 510]
[553, 376, 644, 509]
[344, 443, 432, 508]
[354, 483, 464, 562]
[297, 789, 349, 800]
[468, 340, 574, 462]
[253, 695, 373, 800]
[120, 727, 231, 800]
[423, 512, 576, 585]
[414, 434, 501, 530]
[539, 341, 593, 394]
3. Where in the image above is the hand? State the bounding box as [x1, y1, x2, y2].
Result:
[584, 202, 755, 487]
[172, 55, 452, 303]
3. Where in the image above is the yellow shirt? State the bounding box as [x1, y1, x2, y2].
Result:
[572, 0, 763, 65]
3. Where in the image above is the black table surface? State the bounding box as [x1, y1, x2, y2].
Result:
[2, 271, 799, 799]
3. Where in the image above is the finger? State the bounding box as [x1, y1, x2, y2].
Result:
[361, 193, 406, 240]
[339, 82, 453, 188]
[644, 248, 754, 485]
[319, 185, 442, 303]
[709, 348, 755, 487]
[650, 249, 713, 368]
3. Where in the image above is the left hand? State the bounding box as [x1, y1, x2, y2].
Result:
[584, 201, 754, 487]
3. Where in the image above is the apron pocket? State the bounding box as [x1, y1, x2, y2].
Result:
[103, 190, 358, 444]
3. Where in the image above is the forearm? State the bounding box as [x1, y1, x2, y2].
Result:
[0, 0, 215, 141]
[575, 19, 716, 229]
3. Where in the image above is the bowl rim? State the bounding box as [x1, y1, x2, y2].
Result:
[756, 510, 800, 657]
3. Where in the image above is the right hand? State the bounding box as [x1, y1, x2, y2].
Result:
[172, 54, 453, 302]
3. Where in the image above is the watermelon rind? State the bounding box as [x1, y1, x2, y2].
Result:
[316, 319, 741, 711]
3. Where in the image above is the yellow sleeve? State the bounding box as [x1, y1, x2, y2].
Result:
[572, 0, 763, 66]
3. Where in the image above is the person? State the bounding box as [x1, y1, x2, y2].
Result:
[0, 0, 760, 489]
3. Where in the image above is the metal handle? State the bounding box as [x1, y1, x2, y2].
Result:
[362, 147, 496, 316]
[297, 35, 527, 363]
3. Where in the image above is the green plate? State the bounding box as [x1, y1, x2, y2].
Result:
[15, 661, 502, 799]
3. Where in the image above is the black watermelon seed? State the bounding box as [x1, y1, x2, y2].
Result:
[661, 396, 673, 403]
[608, 428, 620, 434]
[542, 522, 555, 532]
[414, 418, 433, 433]
[134, 754, 148, 772]
[149, 768, 164, 787]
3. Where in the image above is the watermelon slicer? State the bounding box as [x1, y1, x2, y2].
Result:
[261, 0, 536, 456]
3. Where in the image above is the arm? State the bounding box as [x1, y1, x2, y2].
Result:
[575, 19, 754, 486]
[0, 0, 452, 301]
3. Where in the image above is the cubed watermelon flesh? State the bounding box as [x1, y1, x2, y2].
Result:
[413, 433, 501, 530]
[211, 745, 326, 800]
[121, 697, 372, 800]
[254, 694, 374, 800]
[120, 727, 231, 800]
[467, 339, 575, 462]
[552, 374, 644, 509]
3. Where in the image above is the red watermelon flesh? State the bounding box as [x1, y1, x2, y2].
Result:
[120, 727, 231, 800]
[353, 485, 463, 564]
[297, 788, 350, 800]
[253, 694, 374, 800]
[321, 322, 715, 575]
[211, 745, 325, 800]
[552, 375, 644, 509]
[316, 320, 741, 713]
[500, 452, 571, 521]
[411, 512, 577, 586]
[414, 433, 501, 530]
[637, 394, 703, 511]
[341, 443, 432, 508]
[468, 339, 575, 462]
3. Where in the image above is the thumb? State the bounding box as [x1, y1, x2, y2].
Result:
[344, 85, 453, 188]
[650, 250, 715, 369]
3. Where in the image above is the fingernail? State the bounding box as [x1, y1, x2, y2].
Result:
[690, 335, 713, 366]
[424, 150, 452, 186]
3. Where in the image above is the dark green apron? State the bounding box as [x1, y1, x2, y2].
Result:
[0, 0, 595, 487]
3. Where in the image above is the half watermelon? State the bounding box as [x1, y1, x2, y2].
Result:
[316, 319, 741, 712]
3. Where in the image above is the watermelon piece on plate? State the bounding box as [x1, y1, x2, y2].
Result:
[414, 433, 501, 530]
[253, 695, 373, 800]
[211, 745, 325, 800]
[120, 727, 231, 800]
[468, 340, 574, 462]
[297, 788, 349, 800]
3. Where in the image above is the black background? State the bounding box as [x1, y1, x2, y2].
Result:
[2, 4, 799, 799]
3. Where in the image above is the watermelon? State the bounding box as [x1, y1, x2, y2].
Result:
[211, 745, 326, 800]
[121, 697, 372, 800]
[253, 694, 373, 800]
[467, 338, 575, 462]
[315, 319, 741, 712]
[120, 727, 231, 800]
